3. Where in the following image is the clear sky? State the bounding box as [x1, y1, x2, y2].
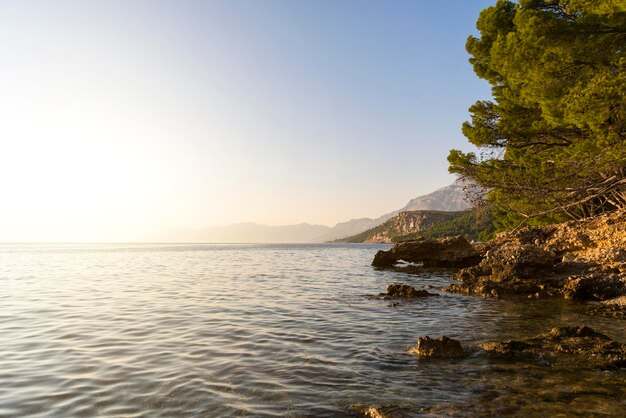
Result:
[0, 0, 494, 242]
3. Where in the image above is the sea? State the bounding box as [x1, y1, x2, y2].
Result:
[0, 243, 624, 417]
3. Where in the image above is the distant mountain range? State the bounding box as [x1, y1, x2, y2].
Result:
[160, 179, 471, 243]
[316, 179, 471, 242]
[159, 222, 330, 243]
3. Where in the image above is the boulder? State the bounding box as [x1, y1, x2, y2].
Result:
[379, 283, 438, 298]
[371, 249, 397, 268]
[445, 244, 561, 298]
[371, 236, 481, 268]
[478, 325, 626, 370]
[562, 274, 626, 301]
[409, 336, 466, 358]
[481, 244, 556, 280]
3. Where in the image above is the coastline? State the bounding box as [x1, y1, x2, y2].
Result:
[358, 209, 626, 416]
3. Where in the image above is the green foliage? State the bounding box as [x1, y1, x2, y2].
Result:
[335, 211, 466, 243]
[449, 0, 626, 229]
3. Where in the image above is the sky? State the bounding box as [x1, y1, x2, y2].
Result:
[0, 0, 494, 242]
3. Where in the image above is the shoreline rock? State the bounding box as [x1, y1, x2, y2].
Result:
[350, 404, 405, 418]
[379, 284, 438, 299]
[409, 336, 466, 358]
[443, 209, 626, 300]
[477, 325, 626, 370]
[407, 326, 625, 370]
[372, 236, 481, 268]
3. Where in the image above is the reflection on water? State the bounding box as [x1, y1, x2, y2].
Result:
[0, 244, 624, 417]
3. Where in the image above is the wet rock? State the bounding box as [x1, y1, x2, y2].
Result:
[350, 405, 387, 418]
[371, 250, 397, 268]
[423, 363, 626, 417]
[444, 244, 559, 298]
[379, 283, 438, 299]
[409, 336, 466, 358]
[350, 404, 404, 418]
[587, 295, 626, 319]
[371, 236, 481, 268]
[478, 326, 626, 370]
[603, 295, 626, 307]
[445, 271, 564, 298]
[562, 274, 626, 301]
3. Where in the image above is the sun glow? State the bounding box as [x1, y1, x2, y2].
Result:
[0, 1, 487, 242]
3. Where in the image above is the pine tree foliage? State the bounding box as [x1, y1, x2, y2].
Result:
[449, 0, 626, 230]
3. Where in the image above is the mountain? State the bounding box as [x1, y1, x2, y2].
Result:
[401, 179, 472, 212]
[159, 222, 330, 243]
[158, 179, 472, 243]
[336, 210, 467, 243]
[316, 179, 471, 242]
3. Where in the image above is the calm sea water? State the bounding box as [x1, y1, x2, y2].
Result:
[0, 243, 624, 417]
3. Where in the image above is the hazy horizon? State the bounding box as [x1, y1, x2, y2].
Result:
[0, 0, 493, 242]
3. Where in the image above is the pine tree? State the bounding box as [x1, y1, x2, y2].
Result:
[449, 0, 626, 230]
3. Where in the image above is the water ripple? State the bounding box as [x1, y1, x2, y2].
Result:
[0, 243, 624, 417]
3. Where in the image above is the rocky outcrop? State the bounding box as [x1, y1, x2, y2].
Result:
[445, 244, 561, 298]
[483, 244, 556, 279]
[445, 209, 626, 300]
[337, 210, 466, 243]
[379, 284, 438, 299]
[365, 211, 465, 243]
[478, 325, 626, 370]
[409, 336, 466, 358]
[321, 180, 472, 242]
[371, 236, 481, 268]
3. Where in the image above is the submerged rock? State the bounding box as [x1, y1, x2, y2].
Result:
[478, 325, 626, 370]
[603, 295, 626, 307]
[587, 295, 626, 319]
[379, 284, 438, 299]
[409, 336, 466, 358]
[371, 236, 481, 268]
[350, 404, 405, 418]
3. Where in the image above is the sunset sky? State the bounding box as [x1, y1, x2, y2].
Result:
[0, 0, 493, 242]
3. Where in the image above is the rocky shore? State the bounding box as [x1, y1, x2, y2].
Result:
[405, 325, 626, 370]
[353, 325, 626, 417]
[372, 209, 626, 303]
[356, 210, 626, 417]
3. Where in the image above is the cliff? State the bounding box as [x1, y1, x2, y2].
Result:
[316, 179, 472, 242]
[338, 210, 465, 243]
